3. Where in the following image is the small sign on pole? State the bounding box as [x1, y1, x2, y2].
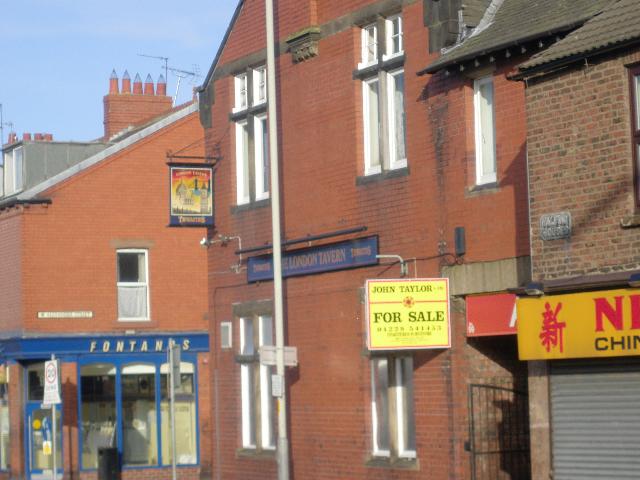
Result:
[43, 359, 61, 405]
[259, 346, 298, 367]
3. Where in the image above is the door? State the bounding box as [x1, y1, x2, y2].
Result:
[26, 403, 62, 480]
[468, 382, 531, 480]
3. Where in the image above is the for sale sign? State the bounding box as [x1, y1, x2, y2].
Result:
[366, 278, 451, 350]
[43, 359, 61, 405]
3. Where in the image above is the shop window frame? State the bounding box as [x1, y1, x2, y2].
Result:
[76, 353, 200, 472]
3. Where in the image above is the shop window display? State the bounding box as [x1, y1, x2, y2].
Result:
[80, 364, 116, 469]
[160, 362, 197, 465]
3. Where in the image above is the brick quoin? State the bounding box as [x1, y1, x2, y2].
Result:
[203, 1, 531, 479]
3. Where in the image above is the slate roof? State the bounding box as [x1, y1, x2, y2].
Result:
[518, 0, 640, 74]
[421, 0, 614, 74]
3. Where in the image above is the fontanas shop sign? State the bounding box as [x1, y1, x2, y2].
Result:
[517, 288, 640, 360]
[366, 278, 451, 350]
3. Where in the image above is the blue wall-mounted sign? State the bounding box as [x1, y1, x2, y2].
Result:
[0, 332, 209, 360]
[247, 236, 379, 282]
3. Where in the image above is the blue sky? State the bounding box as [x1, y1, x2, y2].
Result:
[0, 1, 238, 143]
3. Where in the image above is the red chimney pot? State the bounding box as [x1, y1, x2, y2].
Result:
[121, 70, 131, 94]
[23, 133, 32, 141]
[143, 74, 155, 95]
[133, 73, 143, 95]
[109, 69, 119, 94]
[157, 74, 167, 96]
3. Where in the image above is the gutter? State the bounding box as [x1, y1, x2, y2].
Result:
[418, 20, 593, 76]
[511, 36, 640, 81]
[0, 197, 52, 211]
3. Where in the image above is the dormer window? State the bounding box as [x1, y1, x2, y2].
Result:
[2, 147, 23, 197]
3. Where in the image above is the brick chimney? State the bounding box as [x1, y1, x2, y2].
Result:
[103, 69, 173, 140]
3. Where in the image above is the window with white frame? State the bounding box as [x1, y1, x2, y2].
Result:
[233, 66, 270, 206]
[474, 76, 497, 185]
[253, 66, 267, 106]
[384, 15, 403, 59]
[235, 120, 251, 205]
[116, 249, 149, 321]
[360, 23, 378, 69]
[370, 356, 416, 460]
[2, 147, 23, 197]
[234, 73, 248, 112]
[239, 315, 275, 451]
[358, 14, 407, 176]
[254, 114, 270, 201]
[630, 66, 640, 205]
[387, 69, 407, 169]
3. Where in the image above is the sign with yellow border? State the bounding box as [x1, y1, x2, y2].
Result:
[517, 288, 640, 360]
[366, 278, 451, 350]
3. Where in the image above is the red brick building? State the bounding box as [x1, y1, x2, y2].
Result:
[196, 1, 560, 478]
[0, 73, 211, 479]
[514, 1, 640, 478]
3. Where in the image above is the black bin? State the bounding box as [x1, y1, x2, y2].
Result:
[97, 447, 119, 480]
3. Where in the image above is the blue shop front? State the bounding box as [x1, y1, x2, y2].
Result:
[0, 332, 209, 480]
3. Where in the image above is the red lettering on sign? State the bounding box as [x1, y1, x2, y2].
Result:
[594, 296, 624, 332]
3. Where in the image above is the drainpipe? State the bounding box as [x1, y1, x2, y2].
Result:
[265, 1, 290, 479]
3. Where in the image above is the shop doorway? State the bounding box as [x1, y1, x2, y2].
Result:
[26, 402, 62, 480]
[468, 383, 531, 480]
[24, 362, 63, 480]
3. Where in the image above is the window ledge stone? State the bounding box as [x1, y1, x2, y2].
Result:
[236, 448, 276, 460]
[365, 456, 419, 470]
[621, 214, 640, 228]
[231, 198, 271, 214]
[356, 167, 409, 186]
[466, 181, 499, 196]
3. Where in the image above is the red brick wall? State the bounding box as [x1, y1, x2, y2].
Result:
[0, 211, 22, 333]
[204, 0, 530, 478]
[0, 109, 211, 479]
[526, 48, 640, 280]
[103, 91, 173, 140]
[20, 110, 208, 335]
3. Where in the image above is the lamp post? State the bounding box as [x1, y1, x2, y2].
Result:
[264, 0, 289, 479]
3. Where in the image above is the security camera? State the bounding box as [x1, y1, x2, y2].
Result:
[200, 237, 210, 248]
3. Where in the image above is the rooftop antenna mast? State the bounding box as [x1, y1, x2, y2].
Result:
[168, 66, 198, 106]
[0, 104, 15, 149]
[137, 53, 169, 86]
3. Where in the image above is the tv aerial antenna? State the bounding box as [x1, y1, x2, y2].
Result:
[138, 53, 200, 106]
[0, 103, 15, 148]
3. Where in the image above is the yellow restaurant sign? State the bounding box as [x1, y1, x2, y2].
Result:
[366, 278, 451, 350]
[517, 288, 640, 360]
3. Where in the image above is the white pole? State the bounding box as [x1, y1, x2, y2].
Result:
[264, 1, 289, 479]
[51, 355, 57, 480]
[169, 342, 177, 480]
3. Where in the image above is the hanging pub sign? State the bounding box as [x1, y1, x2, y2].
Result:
[366, 278, 451, 351]
[517, 288, 640, 360]
[168, 163, 214, 227]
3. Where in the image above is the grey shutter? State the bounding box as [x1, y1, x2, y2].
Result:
[550, 359, 640, 479]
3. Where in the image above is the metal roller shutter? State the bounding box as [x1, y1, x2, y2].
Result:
[550, 358, 640, 479]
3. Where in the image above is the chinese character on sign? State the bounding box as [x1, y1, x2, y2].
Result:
[539, 302, 566, 353]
